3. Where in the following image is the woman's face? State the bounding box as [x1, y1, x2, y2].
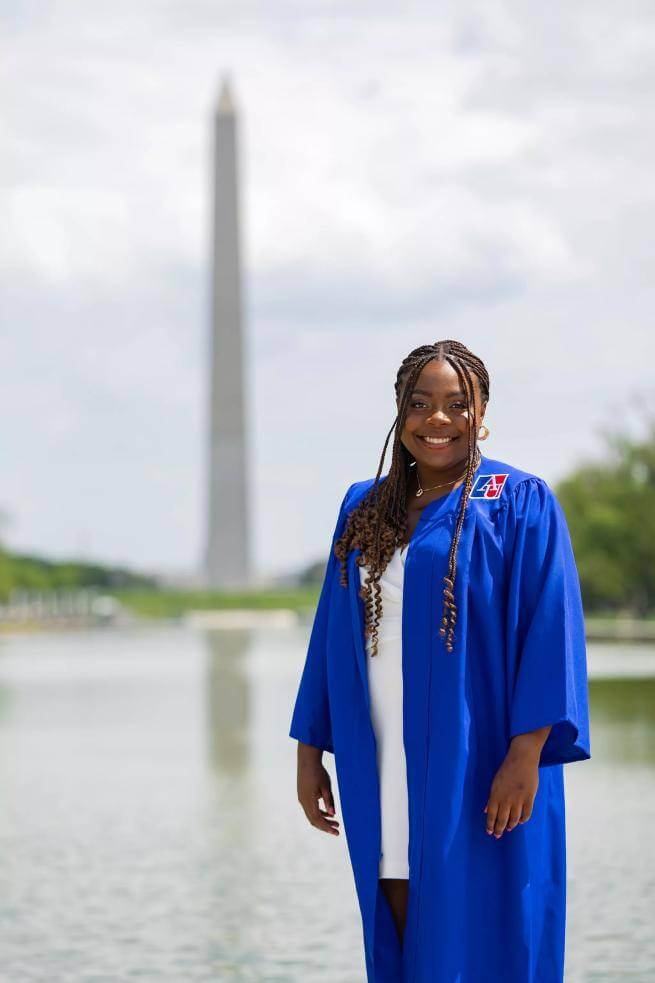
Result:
[398, 359, 486, 474]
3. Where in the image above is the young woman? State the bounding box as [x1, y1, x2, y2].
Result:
[289, 339, 591, 982]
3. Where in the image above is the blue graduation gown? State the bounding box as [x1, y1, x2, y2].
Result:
[289, 453, 591, 982]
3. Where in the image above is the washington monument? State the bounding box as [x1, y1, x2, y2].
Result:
[204, 77, 250, 589]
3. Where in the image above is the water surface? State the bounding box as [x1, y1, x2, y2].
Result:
[0, 627, 652, 981]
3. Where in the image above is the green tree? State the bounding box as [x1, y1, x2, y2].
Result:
[556, 421, 655, 617]
[0, 508, 11, 601]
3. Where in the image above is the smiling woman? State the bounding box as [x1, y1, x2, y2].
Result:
[336, 343, 490, 658]
[289, 339, 591, 982]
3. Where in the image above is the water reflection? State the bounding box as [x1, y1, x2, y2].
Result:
[0, 627, 652, 980]
[588, 677, 655, 763]
[205, 629, 252, 774]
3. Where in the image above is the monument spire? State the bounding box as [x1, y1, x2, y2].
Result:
[204, 74, 250, 588]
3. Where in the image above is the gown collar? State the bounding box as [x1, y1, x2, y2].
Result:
[347, 452, 487, 710]
[391, 451, 487, 525]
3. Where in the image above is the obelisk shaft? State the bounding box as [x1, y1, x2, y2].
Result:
[205, 79, 250, 588]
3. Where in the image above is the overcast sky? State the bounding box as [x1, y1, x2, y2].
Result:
[1, 0, 654, 579]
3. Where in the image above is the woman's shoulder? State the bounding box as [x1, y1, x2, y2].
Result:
[342, 477, 378, 506]
[476, 453, 543, 481]
[339, 474, 416, 517]
[474, 455, 550, 503]
[478, 456, 568, 539]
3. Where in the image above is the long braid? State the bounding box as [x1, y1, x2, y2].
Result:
[439, 354, 479, 651]
[333, 340, 490, 656]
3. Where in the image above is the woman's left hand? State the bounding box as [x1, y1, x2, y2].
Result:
[483, 739, 541, 839]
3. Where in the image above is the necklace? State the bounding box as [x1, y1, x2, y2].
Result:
[414, 447, 481, 497]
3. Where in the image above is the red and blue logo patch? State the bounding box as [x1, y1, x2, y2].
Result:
[469, 473, 509, 500]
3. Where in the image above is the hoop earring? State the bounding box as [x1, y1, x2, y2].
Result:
[478, 424, 490, 441]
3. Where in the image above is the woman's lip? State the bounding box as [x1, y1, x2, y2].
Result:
[416, 434, 458, 449]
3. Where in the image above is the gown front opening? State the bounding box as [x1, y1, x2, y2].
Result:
[359, 544, 410, 880]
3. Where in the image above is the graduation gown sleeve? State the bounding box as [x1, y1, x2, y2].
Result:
[288, 483, 354, 753]
[504, 477, 591, 767]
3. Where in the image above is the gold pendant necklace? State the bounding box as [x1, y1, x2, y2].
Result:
[414, 447, 481, 497]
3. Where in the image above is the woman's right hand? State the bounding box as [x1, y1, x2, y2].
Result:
[296, 743, 340, 836]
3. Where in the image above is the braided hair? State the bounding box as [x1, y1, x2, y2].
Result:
[333, 340, 490, 656]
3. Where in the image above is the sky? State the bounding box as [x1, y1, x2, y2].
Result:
[1, 0, 654, 580]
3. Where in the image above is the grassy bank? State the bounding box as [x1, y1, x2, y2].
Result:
[113, 590, 655, 625]
[112, 586, 321, 619]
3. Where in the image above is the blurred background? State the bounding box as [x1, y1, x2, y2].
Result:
[1, 2, 654, 980]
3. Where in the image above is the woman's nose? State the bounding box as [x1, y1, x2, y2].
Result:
[426, 408, 450, 424]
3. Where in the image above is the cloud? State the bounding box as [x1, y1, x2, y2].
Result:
[1, 0, 654, 574]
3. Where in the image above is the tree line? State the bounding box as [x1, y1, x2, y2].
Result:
[0, 549, 156, 600]
[555, 423, 655, 617]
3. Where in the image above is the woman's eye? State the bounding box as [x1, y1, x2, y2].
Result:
[409, 400, 466, 410]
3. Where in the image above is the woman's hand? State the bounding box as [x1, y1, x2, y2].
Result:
[483, 729, 550, 839]
[296, 743, 340, 836]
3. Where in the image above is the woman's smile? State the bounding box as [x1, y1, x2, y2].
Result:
[416, 434, 460, 449]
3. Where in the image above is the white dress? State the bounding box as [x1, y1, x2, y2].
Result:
[358, 545, 409, 879]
